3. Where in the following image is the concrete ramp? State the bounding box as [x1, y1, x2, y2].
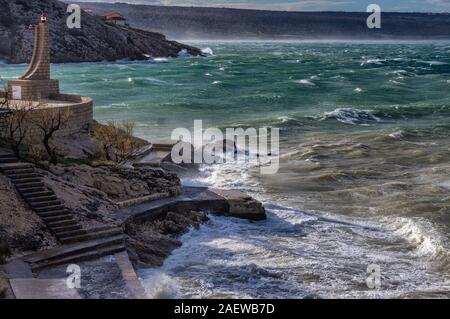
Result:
[10, 279, 81, 299]
[134, 140, 178, 166]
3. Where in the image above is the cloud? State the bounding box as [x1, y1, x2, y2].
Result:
[160, 0, 354, 11]
[76, 0, 355, 11]
[426, 0, 450, 8]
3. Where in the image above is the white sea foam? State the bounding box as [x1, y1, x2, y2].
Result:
[320, 108, 380, 125]
[294, 79, 315, 86]
[388, 217, 449, 272]
[177, 49, 191, 58]
[150, 57, 169, 63]
[277, 116, 296, 123]
[201, 47, 214, 56]
[360, 58, 385, 66]
[138, 269, 180, 299]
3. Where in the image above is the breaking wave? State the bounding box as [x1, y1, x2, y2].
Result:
[319, 108, 381, 125]
[201, 47, 214, 56]
[388, 217, 450, 273]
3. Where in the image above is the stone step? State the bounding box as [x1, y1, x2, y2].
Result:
[30, 200, 62, 209]
[16, 182, 45, 190]
[23, 235, 125, 264]
[55, 229, 87, 239]
[31, 244, 126, 271]
[35, 204, 65, 213]
[8, 173, 40, 180]
[22, 190, 54, 199]
[38, 209, 71, 218]
[47, 219, 79, 228]
[51, 224, 83, 233]
[0, 163, 33, 171]
[19, 188, 48, 196]
[0, 153, 14, 159]
[13, 177, 42, 185]
[42, 214, 74, 223]
[0, 157, 19, 164]
[3, 168, 35, 175]
[60, 227, 123, 244]
[27, 195, 58, 203]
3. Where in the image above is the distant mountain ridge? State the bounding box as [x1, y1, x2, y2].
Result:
[0, 0, 201, 64]
[74, 2, 450, 40]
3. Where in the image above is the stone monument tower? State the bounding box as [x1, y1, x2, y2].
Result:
[8, 14, 60, 101]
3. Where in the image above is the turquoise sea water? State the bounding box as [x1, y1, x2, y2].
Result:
[1, 41, 449, 298]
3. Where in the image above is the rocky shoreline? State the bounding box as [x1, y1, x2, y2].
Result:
[0, 0, 202, 64]
[0, 131, 266, 298]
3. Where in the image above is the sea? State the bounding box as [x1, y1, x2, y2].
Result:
[1, 41, 449, 298]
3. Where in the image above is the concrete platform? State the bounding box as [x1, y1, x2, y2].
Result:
[114, 186, 266, 223]
[10, 278, 81, 299]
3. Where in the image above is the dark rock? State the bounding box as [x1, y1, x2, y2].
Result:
[125, 210, 209, 268]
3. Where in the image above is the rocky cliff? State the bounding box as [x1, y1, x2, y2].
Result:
[0, 0, 201, 64]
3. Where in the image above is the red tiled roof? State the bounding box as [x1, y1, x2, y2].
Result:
[101, 12, 126, 20]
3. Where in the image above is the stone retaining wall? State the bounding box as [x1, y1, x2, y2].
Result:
[7, 80, 60, 101]
[0, 94, 93, 141]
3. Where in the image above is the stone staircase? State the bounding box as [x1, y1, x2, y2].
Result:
[0, 150, 126, 269]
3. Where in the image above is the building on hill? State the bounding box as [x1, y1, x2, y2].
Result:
[100, 12, 128, 26]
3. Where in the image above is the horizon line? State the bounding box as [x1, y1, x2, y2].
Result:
[69, 1, 450, 14]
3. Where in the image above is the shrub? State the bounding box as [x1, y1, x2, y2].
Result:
[94, 120, 139, 164]
[31, 108, 71, 165]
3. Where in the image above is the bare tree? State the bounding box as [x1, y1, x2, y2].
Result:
[31, 108, 71, 165]
[0, 79, 39, 157]
[4, 101, 41, 157]
[94, 120, 139, 163]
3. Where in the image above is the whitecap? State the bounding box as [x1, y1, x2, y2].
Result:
[389, 131, 406, 140]
[277, 116, 296, 123]
[354, 88, 362, 93]
[212, 81, 222, 85]
[150, 57, 169, 63]
[201, 47, 214, 56]
[319, 108, 380, 125]
[177, 49, 191, 58]
[138, 269, 179, 299]
[388, 217, 449, 272]
[360, 58, 385, 66]
[294, 79, 315, 86]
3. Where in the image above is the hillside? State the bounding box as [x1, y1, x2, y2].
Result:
[75, 2, 450, 40]
[0, 0, 201, 64]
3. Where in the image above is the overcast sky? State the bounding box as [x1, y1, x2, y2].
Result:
[74, 0, 450, 12]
